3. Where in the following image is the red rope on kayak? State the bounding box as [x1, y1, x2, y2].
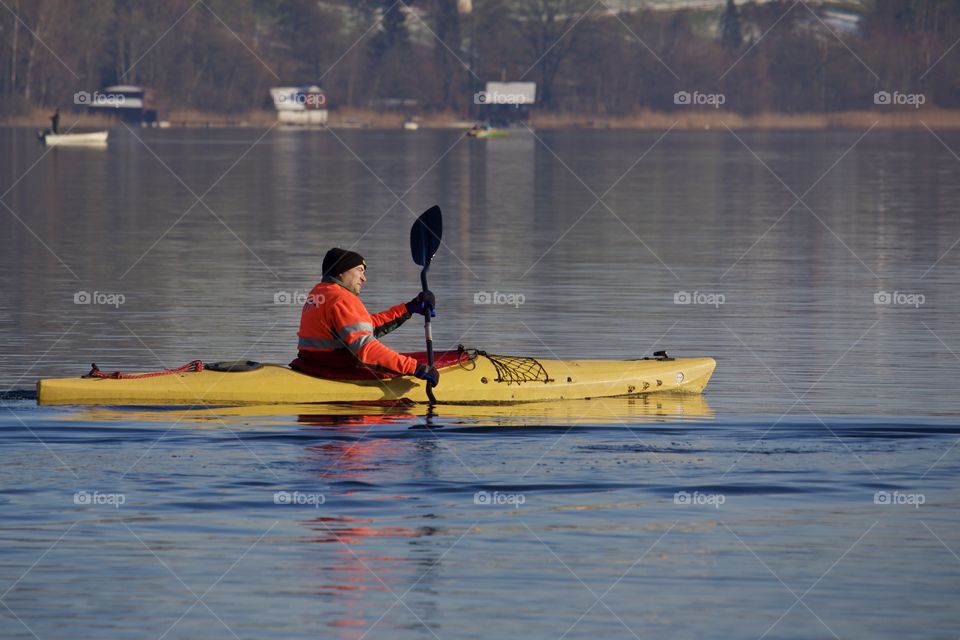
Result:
[87, 360, 204, 379]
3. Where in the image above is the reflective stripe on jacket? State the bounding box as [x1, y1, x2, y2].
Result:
[296, 280, 417, 375]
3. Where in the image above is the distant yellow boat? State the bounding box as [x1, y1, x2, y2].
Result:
[466, 126, 506, 138]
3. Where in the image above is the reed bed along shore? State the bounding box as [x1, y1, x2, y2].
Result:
[531, 109, 960, 130]
[5, 107, 960, 130]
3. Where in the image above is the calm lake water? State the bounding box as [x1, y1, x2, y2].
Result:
[1, 126, 959, 638]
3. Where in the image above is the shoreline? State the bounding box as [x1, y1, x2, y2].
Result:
[4, 107, 959, 130]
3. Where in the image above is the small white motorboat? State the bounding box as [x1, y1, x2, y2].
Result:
[37, 130, 109, 146]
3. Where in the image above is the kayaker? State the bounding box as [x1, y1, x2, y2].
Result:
[290, 248, 440, 386]
[50, 107, 60, 134]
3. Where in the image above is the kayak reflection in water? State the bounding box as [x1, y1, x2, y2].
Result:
[290, 247, 440, 386]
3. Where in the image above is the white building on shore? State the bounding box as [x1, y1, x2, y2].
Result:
[269, 86, 328, 125]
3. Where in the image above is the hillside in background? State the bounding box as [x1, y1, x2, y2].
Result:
[0, 0, 956, 117]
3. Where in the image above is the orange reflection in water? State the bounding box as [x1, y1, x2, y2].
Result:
[303, 514, 439, 638]
[294, 420, 441, 638]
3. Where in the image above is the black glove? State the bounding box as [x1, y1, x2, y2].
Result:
[414, 364, 440, 386]
[406, 290, 436, 317]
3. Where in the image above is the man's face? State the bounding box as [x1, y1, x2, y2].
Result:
[339, 264, 366, 295]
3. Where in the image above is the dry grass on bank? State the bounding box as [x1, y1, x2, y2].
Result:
[0, 107, 468, 129]
[326, 108, 471, 129]
[2, 108, 120, 130]
[4, 106, 960, 130]
[531, 108, 960, 130]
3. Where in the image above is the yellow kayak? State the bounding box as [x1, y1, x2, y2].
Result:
[36, 351, 716, 406]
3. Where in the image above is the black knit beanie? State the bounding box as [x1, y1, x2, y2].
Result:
[322, 248, 366, 278]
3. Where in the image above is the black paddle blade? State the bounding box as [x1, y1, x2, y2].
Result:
[410, 206, 443, 267]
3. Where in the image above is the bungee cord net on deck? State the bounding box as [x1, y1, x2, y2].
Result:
[457, 346, 553, 385]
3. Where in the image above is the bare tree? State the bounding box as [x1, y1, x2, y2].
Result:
[508, 0, 596, 108]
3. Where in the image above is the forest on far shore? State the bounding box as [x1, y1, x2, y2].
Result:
[1, 0, 957, 116]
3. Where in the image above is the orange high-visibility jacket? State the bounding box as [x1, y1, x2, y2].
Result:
[296, 280, 418, 375]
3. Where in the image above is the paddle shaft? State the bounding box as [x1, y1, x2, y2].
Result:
[420, 266, 437, 403]
[410, 205, 442, 406]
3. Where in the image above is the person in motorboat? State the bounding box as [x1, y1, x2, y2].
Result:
[290, 248, 440, 385]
